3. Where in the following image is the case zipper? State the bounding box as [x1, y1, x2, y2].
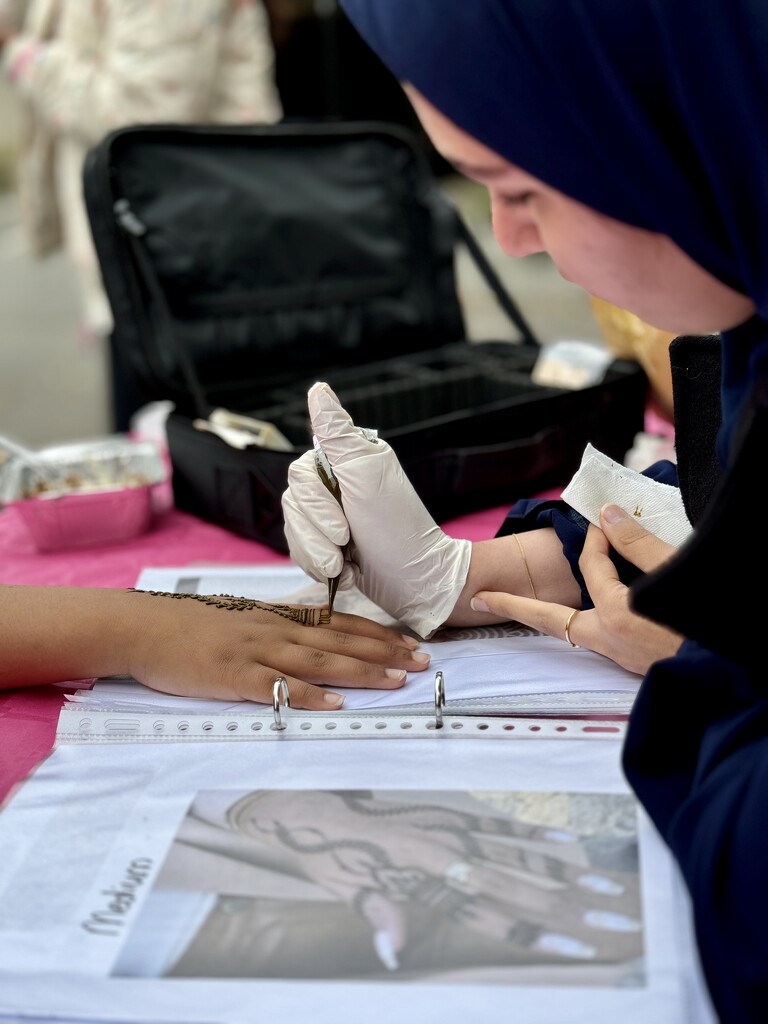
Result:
[114, 198, 147, 237]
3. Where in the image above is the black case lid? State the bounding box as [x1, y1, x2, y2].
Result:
[84, 121, 470, 413]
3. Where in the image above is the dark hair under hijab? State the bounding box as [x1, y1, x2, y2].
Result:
[341, 3, 768, 1022]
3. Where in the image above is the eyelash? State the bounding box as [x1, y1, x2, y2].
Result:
[499, 192, 533, 207]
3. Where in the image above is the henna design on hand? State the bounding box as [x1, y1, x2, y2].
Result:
[128, 588, 331, 625]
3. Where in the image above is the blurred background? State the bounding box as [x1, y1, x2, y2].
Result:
[0, 0, 613, 451]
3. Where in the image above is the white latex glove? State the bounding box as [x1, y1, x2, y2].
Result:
[282, 382, 472, 638]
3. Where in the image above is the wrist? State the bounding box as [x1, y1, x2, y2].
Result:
[59, 587, 139, 680]
[446, 531, 582, 626]
[0, 586, 136, 688]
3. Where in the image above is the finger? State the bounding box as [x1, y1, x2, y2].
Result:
[578, 524, 626, 607]
[308, 381, 388, 473]
[449, 861, 643, 946]
[278, 644, 408, 690]
[599, 503, 677, 571]
[282, 452, 353, 584]
[285, 450, 351, 549]
[427, 890, 642, 962]
[354, 890, 407, 971]
[323, 610, 421, 649]
[216, 662, 398, 711]
[471, 590, 579, 645]
[140, 663, 349, 712]
[581, 521, 616, 574]
[580, 524, 648, 630]
[298, 622, 431, 673]
[247, 673, 349, 711]
[472, 818, 581, 846]
[281, 495, 356, 588]
[280, 508, 326, 583]
[468, 839, 641, 910]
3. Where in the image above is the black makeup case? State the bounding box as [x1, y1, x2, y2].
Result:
[83, 120, 647, 553]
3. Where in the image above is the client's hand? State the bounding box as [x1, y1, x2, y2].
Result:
[0, 584, 430, 710]
[470, 504, 683, 675]
[282, 382, 471, 638]
[126, 589, 432, 709]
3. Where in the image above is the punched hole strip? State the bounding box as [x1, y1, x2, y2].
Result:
[56, 708, 626, 744]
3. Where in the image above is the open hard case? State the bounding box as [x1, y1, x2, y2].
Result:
[83, 120, 647, 552]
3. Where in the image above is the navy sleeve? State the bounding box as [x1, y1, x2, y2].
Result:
[623, 648, 768, 1023]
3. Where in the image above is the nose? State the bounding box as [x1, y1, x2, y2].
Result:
[490, 199, 544, 259]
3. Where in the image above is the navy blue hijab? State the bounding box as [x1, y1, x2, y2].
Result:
[341, 0, 768, 452]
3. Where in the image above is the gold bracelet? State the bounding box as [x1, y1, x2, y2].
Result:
[513, 533, 537, 600]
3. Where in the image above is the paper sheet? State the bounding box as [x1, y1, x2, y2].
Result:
[0, 731, 713, 1023]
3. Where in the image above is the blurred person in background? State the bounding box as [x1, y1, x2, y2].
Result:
[589, 296, 676, 425]
[2, 0, 282, 431]
[0, 0, 26, 42]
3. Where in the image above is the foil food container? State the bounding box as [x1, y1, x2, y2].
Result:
[0, 437, 167, 551]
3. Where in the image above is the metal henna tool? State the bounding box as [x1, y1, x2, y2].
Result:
[312, 428, 377, 615]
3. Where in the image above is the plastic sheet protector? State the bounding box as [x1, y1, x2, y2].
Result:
[0, 703, 716, 1023]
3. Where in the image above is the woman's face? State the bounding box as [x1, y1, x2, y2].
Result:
[407, 88, 755, 335]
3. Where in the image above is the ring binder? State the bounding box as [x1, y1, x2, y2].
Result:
[434, 671, 446, 729]
[272, 676, 290, 730]
[55, 708, 627, 742]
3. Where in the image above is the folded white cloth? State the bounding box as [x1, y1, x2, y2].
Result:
[561, 443, 693, 547]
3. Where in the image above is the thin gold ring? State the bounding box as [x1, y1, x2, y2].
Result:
[444, 860, 476, 893]
[564, 609, 580, 648]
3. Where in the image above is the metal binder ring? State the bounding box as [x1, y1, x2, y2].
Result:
[272, 676, 291, 730]
[434, 671, 446, 729]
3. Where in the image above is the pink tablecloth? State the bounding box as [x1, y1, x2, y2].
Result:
[0, 500, 512, 804]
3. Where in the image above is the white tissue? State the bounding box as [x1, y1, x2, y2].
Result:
[561, 444, 693, 547]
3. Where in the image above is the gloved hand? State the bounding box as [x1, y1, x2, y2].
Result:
[282, 382, 472, 638]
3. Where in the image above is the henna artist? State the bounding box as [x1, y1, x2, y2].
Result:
[0, 584, 430, 708]
[280, 1, 768, 1018]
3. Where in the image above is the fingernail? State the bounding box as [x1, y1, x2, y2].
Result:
[601, 503, 628, 524]
[470, 596, 490, 613]
[400, 633, 419, 649]
[543, 828, 578, 844]
[584, 910, 641, 932]
[577, 873, 625, 895]
[373, 930, 400, 970]
[323, 692, 345, 707]
[534, 933, 596, 959]
[412, 651, 430, 664]
[385, 668, 407, 680]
